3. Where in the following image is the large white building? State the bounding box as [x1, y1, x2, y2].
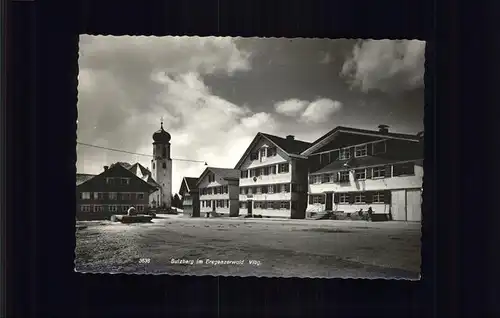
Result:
[197, 167, 240, 217]
[234, 133, 312, 219]
[302, 125, 424, 221]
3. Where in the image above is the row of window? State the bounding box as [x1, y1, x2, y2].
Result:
[309, 191, 390, 205]
[79, 192, 146, 200]
[240, 163, 290, 179]
[240, 183, 294, 195]
[79, 204, 145, 213]
[105, 177, 131, 185]
[201, 200, 230, 208]
[239, 201, 291, 210]
[200, 185, 229, 195]
[249, 147, 278, 162]
[309, 163, 415, 184]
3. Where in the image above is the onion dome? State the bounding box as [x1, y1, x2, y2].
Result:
[152, 120, 171, 143]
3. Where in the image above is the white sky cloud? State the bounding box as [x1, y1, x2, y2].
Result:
[340, 39, 425, 93]
[274, 99, 309, 116]
[300, 99, 343, 124]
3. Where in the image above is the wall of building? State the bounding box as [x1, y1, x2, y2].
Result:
[308, 163, 423, 194]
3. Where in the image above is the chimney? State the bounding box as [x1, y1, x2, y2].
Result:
[378, 125, 390, 133]
[286, 135, 295, 141]
[103, 165, 109, 171]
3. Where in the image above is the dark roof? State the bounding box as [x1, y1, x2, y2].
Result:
[311, 156, 419, 174]
[260, 133, 312, 155]
[303, 126, 420, 155]
[152, 122, 171, 143]
[196, 167, 240, 186]
[184, 177, 198, 191]
[76, 173, 96, 186]
[208, 167, 240, 180]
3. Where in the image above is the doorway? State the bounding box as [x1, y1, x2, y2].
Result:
[325, 193, 333, 211]
[247, 200, 253, 216]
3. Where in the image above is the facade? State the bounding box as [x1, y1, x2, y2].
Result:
[179, 177, 200, 217]
[197, 167, 240, 217]
[234, 133, 312, 219]
[126, 162, 162, 208]
[76, 163, 158, 220]
[150, 121, 173, 209]
[302, 125, 424, 221]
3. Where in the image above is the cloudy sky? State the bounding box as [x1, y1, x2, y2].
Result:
[77, 36, 425, 195]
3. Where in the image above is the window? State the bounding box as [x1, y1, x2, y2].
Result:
[271, 166, 277, 174]
[162, 162, 167, 169]
[261, 185, 268, 194]
[268, 185, 275, 194]
[208, 174, 216, 183]
[339, 148, 351, 160]
[93, 205, 103, 212]
[240, 187, 245, 195]
[241, 170, 248, 178]
[122, 205, 129, 212]
[240, 202, 246, 209]
[224, 186, 228, 194]
[266, 202, 274, 209]
[372, 166, 386, 178]
[372, 191, 385, 203]
[226, 200, 229, 208]
[327, 174, 335, 183]
[267, 147, 277, 157]
[81, 192, 91, 200]
[313, 175, 322, 184]
[121, 178, 130, 185]
[355, 169, 366, 180]
[256, 187, 262, 194]
[106, 178, 114, 185]
[355, 145, 368, 157]
[250, 152, 258, 161]
[250, 169, 256, 177]
[339, 193, 350, 204]
[262, 167, 269, 175]
[278, 163, 289, 173]
[254, 201, 261, 209]
[393, 163, 415, 176]
[311, 195, 324, 204]
[137, 205, 144, 212]
[108, 205, 118, 212]
[354, 193, 366, 203]
[206, 201, 211, 207]
[280, 201, 290, 209]
[137, 193, 145, 200]
[372, 141, 386, 155]
[259, 148, 267, 161]
[339, 171, 350, 182]
[152, 162, 155, 169]
[121, 193, 131, 200]
[108, 192, 117, 200]
[80, 205, 91, 212]
[248, 187, 253, 195]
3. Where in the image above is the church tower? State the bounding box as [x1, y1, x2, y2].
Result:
[151, 119, 172, 209]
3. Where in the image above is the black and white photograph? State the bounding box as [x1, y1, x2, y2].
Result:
[75, 36, 424, 279]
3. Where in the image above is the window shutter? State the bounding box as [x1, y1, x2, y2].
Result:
[334, 172, 339, 182]
[309, 195, 313, 204]
[366, 168, 372, 179]
[365, 192, 373, 204]
[320, 195, 326, 204]
[385, 165, 392, 178]
[384, 190, 392, 204]
[348, 193, 355, 204]
[285, 184, 290, 192]
[333, 193, 340, 204]
[349, 147, 355, 158]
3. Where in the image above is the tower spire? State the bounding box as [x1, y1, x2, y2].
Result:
[160, 116, 164, 130]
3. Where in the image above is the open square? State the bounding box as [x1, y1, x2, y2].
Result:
[75, 215, 421, 279]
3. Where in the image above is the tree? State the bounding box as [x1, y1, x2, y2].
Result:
[171, 194, 182, 208]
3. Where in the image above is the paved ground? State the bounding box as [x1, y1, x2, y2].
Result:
[75, 215, 421, 279]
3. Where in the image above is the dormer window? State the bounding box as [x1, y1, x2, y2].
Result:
[339, 148, 351, 160]
[355, 145, 367, 157]
[259, 148, 267, 162]
[266, 147, 277, 157]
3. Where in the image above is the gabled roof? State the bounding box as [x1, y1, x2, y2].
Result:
[179, 177, 198, 195]
[128, 162, 160, 188]
[301, 126, 421, 156]
[76, 173, 96, 186]
[234, 132, 312, 170]
[77, 162, 158, 192]
[196, 167, 240, 186]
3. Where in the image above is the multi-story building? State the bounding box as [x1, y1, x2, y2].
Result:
[76, 163, 158, 220]
[178, 177, 200, 217]
[301, 125, 424, 221]
[197, 167, 240, 217]
[234, 133, 312, 219]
